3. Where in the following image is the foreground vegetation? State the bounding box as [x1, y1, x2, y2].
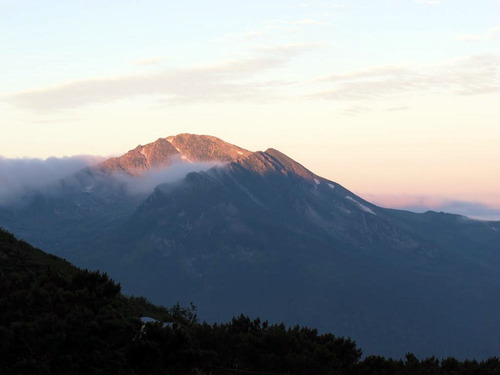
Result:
[1, 228, 499, 374]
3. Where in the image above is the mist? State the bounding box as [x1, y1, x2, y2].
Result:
[364, 193, 500, 221]
[114, 161, 223, 195]
[402, 200, 500, 221]
[0, 155, 104, 205]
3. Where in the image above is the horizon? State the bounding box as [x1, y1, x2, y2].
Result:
[1, 0, 499, 219]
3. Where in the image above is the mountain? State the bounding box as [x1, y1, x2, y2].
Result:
[1, 134, 499, 359]
[98, 133, 250, 175]
[0, 134, 246, 253]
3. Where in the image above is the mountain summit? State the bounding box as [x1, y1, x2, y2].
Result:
[98, 134, 250, 175]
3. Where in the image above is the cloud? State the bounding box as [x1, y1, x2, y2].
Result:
[115, 161, 221, 195]
[221, 30, 267, 42]
[293, 19, 328, 26]
[293, 2, 346, 9]
[413, 0, 442, 5]
[309, 55, 500, 101]
[455, 26, 500, 42]
[260, 17, 332, 32]
[132, 57, 165, 66]
[0, 155, 104, 205]
[318, 2, 346, 9]
[362, 194, 500, 221]
[3, 44, 319, 112]
[255, 42, 325, 55]
[338, 105, 371, 116]
[30, 117, 83, 124]
[0, 155, 221, 207]
[386, 106, 410, 111]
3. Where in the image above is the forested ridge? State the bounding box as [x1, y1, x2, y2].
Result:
[1, 228, 499, 375]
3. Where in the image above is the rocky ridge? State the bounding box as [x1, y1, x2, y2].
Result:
[98, 134, 251, 175]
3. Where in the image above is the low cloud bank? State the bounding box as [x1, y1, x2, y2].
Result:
[114, 161, 222, 195]
[363, 194, 500, 221]
[0, 156, 222, 206]
[0, 155, 104, 205]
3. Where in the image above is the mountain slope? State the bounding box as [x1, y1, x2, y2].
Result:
[0, 228, 366, 375]
[67, 147, 500, 359]
[0, 228, 173, 374]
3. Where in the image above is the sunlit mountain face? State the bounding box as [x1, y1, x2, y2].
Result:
[1, 134, 499, 359]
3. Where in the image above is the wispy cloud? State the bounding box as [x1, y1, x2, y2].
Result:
[132, 57, 165, 66]
[455, 26, 500, 42]
[30, 117, 83, 124]
[221, 30, 267, 42]
[3, 44, 319, 112]
[255, 42, 325, 55]
[309, 55, 500, 101]
[362, 194, 500, 221]
[293, 19, 328, 26]
[217, 15, 331, 44]
[292, 2, 346, 9]
[338, 105, 371, 116]
[386, 106, 410, 112]
[414, 0, 442, 5]
[261, 17, 332, 32]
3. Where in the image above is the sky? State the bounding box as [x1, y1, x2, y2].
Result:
[1, 0, 499, 219]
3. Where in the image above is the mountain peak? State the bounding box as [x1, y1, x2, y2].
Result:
[97, 138, 180, 175]
[97, 133, 251, 175]
[166, 133, 251, 162]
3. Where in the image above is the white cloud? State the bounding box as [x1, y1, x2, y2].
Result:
[309, 55, 500, 101]
[317, 2, 346, 9]
[132, 57, 165, 66]
[291, 2, 345, 9]
[255, 42, 326, 55]
[216, 15, 332, 45]
[116, 161, 221, 195]
[0, 156, 222, 206]
[30, 117, 83, 124]
[455, 26, 500, 42]
[414, 0, 442, 5]
[3, 44, 319, 112]
[386, 106, 410, 112]
[222, 30, 267, 42]
[0, 155, 104, 205]
[262, 17, 331, 32]
[293, 19, 328, 25]
[363, 193, 500, 221]
[338, 105, 371, 116]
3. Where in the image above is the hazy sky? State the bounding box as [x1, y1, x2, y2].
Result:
[1, 0, 499, 218]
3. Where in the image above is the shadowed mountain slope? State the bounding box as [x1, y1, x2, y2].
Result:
[66, 147, 500, 359]
[1, 229, 368, 375]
